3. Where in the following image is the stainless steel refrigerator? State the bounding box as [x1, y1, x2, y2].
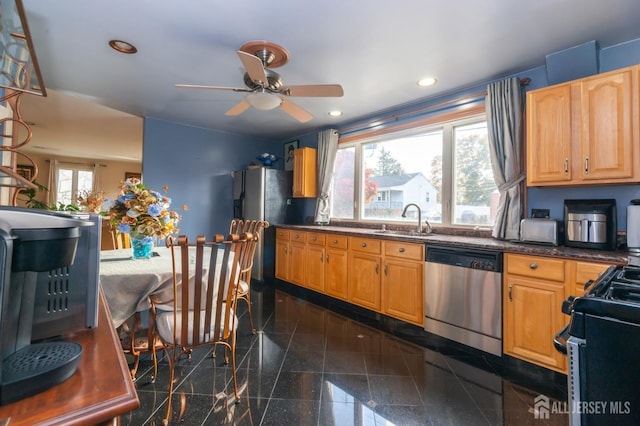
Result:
[232, 167, 293, 281]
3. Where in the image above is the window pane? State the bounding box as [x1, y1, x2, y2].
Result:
[57, 168, 73, 205]
[331, 147, 355, 219]
[362, 132, 442, 223]
[452, 122, 497, 226]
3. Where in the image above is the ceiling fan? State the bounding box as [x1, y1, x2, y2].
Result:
[175, 41, 344, 123]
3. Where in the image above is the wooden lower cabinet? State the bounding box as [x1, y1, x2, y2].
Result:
[325, 235, 349, 300]
[503, 253, 616, 374]
[382, 241, 424, 326]
[275, 229, 290, 281]
[348, 251, 382, 310]
[305, 233, 326, 292]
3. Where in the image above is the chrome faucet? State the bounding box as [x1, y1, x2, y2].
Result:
[402, 203, 429, 234]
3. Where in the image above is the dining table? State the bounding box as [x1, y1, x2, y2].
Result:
[99, 246, 236, 329]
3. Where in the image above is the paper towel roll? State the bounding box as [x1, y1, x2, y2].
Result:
[627, 205, 640, 250]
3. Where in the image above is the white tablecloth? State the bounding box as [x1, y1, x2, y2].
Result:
[100, 246, 234, 328]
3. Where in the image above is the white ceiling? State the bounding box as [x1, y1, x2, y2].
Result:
[15, 0, 640, 162]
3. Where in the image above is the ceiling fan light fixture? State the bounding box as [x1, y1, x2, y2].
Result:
[245, 91, 282, 110]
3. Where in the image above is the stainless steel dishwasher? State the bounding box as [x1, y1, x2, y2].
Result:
[424, 245, 503, 356]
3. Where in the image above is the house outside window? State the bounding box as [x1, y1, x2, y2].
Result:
[330, 114, 498, 228]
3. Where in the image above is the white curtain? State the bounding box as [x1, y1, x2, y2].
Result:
[313, 129, 339, 224]
[486, 78, 525, 240]
[47, 159, 59, 206]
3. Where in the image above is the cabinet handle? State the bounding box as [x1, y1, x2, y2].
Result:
[384, 263, 388, 275]
[321, 252, 324, 262]
[289, 247, 292, 255]
[398, 247, 405, 253]
[375, 262, 379, 274]
[326, 254, 330, 264]
[529, 263, 538, 270]
[312, 236, 317, 241]
[333, 239, 338, 244]
[294, 234, 299, 239]
[508, 283, 513, 301]
[564, 158, 569, 174]
[584, 156, 589, 174]
[362, 242, 367, 248]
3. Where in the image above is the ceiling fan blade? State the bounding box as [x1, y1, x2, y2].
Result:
[175, 84, 250, 92]
[279, 98, 313, 123]
[237, 51, 268, 87]
[281, 84, 344, 97]
[225, 99, 251, 116]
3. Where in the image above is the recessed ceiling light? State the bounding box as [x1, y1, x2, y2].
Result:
[417, 77, 437, 87]
[109, 39, 137, 54]
[328, 111, 343, 117]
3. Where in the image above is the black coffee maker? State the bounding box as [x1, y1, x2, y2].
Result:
[0, 208, 91, 404]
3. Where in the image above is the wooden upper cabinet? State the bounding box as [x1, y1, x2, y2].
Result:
[578, 67, 638, 181]
[293, 147, 317, 198]
[526, 65, 640, 186]
[527, 84, 573, 185]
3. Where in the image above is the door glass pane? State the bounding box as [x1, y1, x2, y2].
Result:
[362, 132, 443, 223]
[57, 168, 73, 205]
[452, 122, 498, 226]
[331, 147, 355, 219]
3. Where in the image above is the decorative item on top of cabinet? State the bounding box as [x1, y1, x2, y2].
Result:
[293, 147, 317, 198]
[526, 64, 640, 186]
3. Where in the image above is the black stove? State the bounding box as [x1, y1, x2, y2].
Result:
[555, 264, 640, 426]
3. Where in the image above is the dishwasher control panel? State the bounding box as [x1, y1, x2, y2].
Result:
[425, 246, 502, 272]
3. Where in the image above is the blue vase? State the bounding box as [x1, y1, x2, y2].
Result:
[131, 236, 154, 259]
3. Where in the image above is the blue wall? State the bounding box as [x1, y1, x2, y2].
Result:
[142, 38, 640, 234]
[142, 117, 282, 239]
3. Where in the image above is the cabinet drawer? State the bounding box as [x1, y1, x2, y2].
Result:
[326, 234, 348, 250]
[506, 254, 566, 282]
[384, 241, 424, 261]
[575, 261, 612, 286]
[276, 229, 289, 240]
[307, 232, 326, 246]
[290, 231, 306, 243]
[349, 237, 381, 254]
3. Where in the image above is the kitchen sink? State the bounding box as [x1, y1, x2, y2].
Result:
[373, 229, 432, 237]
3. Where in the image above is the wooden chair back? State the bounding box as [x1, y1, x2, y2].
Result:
[101, 220, 131, 250]
[150, 232, 251, 421]
[228, 219, 269, 282]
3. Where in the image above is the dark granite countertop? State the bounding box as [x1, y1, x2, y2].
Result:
[276, 224, 629, 264]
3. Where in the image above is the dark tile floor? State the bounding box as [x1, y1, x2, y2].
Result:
[119, 281, 570, 425]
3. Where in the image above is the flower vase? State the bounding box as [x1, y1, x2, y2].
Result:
[131, 236, 154, 259]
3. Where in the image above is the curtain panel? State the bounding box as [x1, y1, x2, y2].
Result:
[486, 78, 525, 240]
[314, 129, 339, 224]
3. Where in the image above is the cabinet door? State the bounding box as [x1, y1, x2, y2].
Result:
[504, 276, 567, 373]
[288, 242, 306, 285]
[572, 261, 613, 297]
[579, 68, 637, 181]
[382, 258, 424, 325]
[526, 84, 573, 185]
[293, 147, 317, 198]
[326, 247, 348, 300]
[305, 244, 325, 292]
[275, 240, 289, 281]
[348, 252, 381, 311]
